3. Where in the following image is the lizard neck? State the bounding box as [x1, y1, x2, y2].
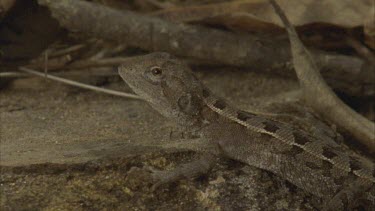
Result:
[200, 88, 254, 125]
[170, 90, 231, 132]
[197, 89, 250, 129]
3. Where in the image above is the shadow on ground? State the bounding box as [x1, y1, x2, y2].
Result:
[1, 67, 321, 210]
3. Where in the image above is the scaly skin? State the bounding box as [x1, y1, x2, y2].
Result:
[118, 52, 374, 210]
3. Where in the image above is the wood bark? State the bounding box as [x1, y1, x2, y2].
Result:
[38, 0, 374, 97]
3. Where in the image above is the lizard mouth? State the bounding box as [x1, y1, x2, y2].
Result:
[118, 64, 138, 84]
[118, 63, 134, 74]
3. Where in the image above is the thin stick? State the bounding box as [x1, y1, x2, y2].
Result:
[50, 44, 86, 57]
[66, 57, 134, 70]
[345, 36, 375, 65]
[269, 0, 375, 151]
[38, 0, 373, 97]
[0, 70, 119, 78]
[19, 67, 143, 101]
[0, 72, 29, 77]
[44, 49, 49, 79]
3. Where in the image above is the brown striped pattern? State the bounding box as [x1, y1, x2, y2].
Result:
[202, 93, 375, 184]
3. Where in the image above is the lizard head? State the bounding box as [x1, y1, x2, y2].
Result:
[118, 52, 206, 127]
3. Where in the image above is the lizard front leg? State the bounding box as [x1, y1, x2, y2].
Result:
[127, 153, 217, 191]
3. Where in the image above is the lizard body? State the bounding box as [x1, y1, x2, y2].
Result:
[118, 52, 375, 210]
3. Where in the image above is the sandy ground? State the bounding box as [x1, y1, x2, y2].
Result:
[0, 66, 329, 210]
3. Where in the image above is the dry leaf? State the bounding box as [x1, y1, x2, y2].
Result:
[152, 0, 371, 27]
[151, 0, 374, 49]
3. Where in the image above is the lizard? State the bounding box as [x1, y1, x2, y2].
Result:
[118, 52, 375, 210]
[118, 1, 375, 209]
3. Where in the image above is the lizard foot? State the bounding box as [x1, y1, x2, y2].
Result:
[126, 154, 216, 192]
[127, 165, 185, 191]
[125, 166, 157, 191]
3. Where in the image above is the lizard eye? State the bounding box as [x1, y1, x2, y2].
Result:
[144, 66, 164, 84]
[151, 66, 162, 75]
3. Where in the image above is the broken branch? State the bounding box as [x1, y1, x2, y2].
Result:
[269, 0, 375, 151]
[38, 0, 374, 97]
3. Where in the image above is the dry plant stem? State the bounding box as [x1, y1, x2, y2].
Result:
[0, 72, 27, 77]
[28, 57, 135, 72]
[67, 57, 134, 69]
[19, 67, 143, 100]
[0, 70, 118, 77]
[49, 44, 86, 58]
[269, 0, 375, 151]
[346, 36, 375, 65]
[150, 0, 255, 22]
[37, 0, 373, 97]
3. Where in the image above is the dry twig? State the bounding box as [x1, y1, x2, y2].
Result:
[19, 67, 143, 100]
[49, 44, 86, 58]
[269, 0, 375, 151]
[0, 70, 118, 78]
[67, 57, 133, 70]
[38, 0, 374, 97]
[345, 36, 375, 65]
